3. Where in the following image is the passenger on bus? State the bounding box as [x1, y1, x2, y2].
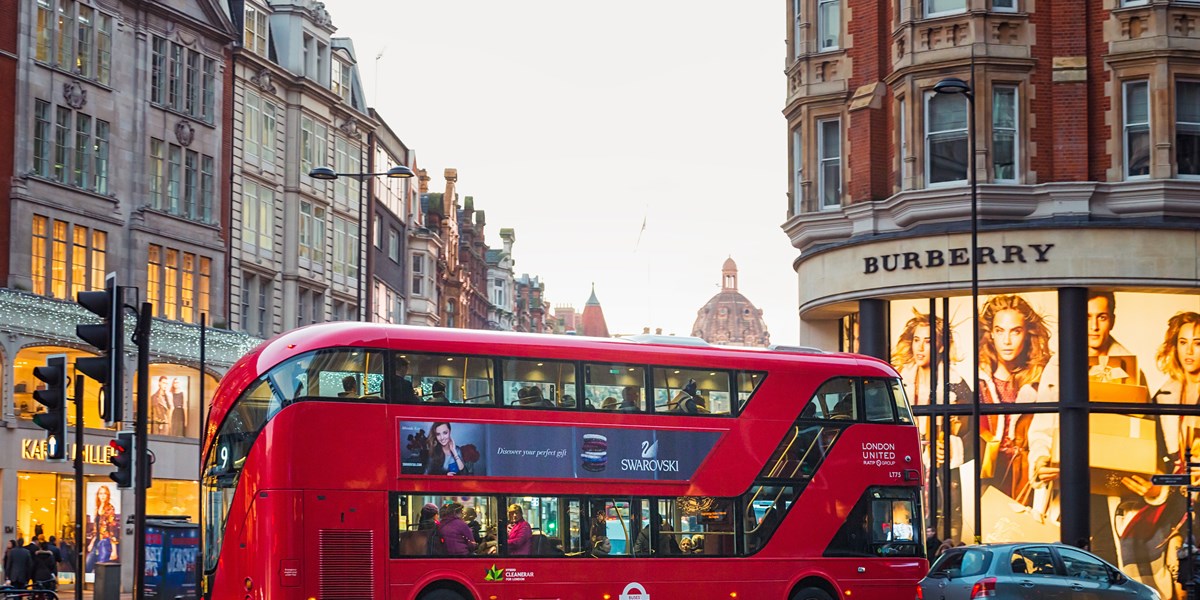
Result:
[428, 381, 450, 403]
[338, 375, 358, 398]
[437, 503, 478, 556]
[600, 397, 620, 411]
[506, 505, 533, 555]
[668, 379, 702, 413]
[634, 515, 679, 555]
[620, 386, 642, 412]
[461, 507, 483, 543]
[418, 503, 439, 531]
[394, 358, 417, 403]
[517, 385, 555, 408]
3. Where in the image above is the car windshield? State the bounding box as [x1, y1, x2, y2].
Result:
[930, 548, 993, 578]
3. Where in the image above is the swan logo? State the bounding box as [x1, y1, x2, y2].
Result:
[622, 438, 678, 473]
[620, 582, 650, 600]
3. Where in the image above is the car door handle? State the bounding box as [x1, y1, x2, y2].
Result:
[1071, 584, 1085, 591]
[1021, 581, 1035, 588]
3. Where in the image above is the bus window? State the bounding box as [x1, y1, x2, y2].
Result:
[203, 377, 278, 572]
[590, 498, 634, 555]
[404, 353, 494, 404]
[673, 496, 735, 556]
[742, 485, 796, 554]
[864, 379, 896, 423]
[651, 367, 731, 415]
[500, 359, 577, 409]
[800, 377, 857, 421]
[736, 371, 767, 413]
[826, 486, 922, 558]
[391, 494, 497, 557]
[758, 423, 840, 481]
[584, 364, 645, 412]
[267, 349, 386, 400]
[890, 379, 915, 424]
[505, 496, 565, 556]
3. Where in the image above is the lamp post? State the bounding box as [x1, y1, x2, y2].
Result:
[307, 165, 415, 319]
[933, 75, 980, 543]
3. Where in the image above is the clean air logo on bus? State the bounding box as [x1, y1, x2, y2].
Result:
[621, 582, 650, 600]
[862, 441, 897, 466]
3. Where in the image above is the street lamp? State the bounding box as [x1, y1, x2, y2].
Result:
[307, 164, 416, 319]
[933, 75, 980, 543]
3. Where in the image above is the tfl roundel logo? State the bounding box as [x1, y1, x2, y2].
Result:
[620, 582, 650, 600]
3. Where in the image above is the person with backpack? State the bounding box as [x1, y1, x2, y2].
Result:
[31, 541, 57, 592]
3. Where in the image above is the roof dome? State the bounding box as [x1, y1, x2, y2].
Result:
[691, 258, 770, 347]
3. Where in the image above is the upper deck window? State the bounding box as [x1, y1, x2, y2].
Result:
[500, 358, 577, 408]
[736, 371, 766, 413]
[268, 349, 386, 401]
[800, 378, 857, 421]
[651, 367, 731, 415]
[398, 353, 493, 405]
[584, 363, 646, 412]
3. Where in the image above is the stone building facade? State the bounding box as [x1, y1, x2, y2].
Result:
[0, 0, 256, 590]
[226, 0, 379, 336]
[784, 2, 1200, 597]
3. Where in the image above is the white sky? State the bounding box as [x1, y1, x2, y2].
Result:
[335, 1, 800, 343]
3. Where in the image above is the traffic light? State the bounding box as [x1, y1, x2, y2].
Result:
[32, 354, 68, 461]
[76, 272, 124, 424]
[109, 431, 134, 489]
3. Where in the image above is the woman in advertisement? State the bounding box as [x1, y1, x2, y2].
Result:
[891, 310, 972, 535]
[1115, 311, 1200, 599]
[85, 484, 119, 573]
[975, 294, 1052, 506]
[425, 422, 466, 475]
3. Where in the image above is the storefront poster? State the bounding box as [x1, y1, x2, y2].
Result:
[84, 481, 121, 582]
[400, 421, 721, 480]
[892, 291, 1200, 600]
[150, 374, 190, 437]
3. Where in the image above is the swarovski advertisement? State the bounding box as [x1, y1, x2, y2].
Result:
[400, 420, 721, 480]
[890, 291, 1200, 600]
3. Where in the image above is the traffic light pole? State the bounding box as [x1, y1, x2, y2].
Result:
[134, 301, 151, 600]
[74, 374, 84, 600]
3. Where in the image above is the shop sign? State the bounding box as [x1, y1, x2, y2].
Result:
[21, 437, 117, 465]
[862, 243, 1054, 274]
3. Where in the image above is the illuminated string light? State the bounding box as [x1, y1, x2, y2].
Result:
[0, 289, 261, 370]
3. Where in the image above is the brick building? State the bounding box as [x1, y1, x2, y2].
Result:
[783, 2, 1200, 597]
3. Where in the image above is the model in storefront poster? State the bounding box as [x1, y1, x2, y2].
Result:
[84, 482, 120, 580]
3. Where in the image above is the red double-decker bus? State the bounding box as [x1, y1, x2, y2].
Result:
[202, 323, 926, 600]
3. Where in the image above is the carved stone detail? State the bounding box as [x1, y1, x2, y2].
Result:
[311, 1, 333, 28]
[62, 80, 87, 109]
[789, 69, 803, 94]
[1176, 14, 1197, 37]
[993, 21, 1020, 44]
[175, 120, 195, 147]
[250, 68, 277, 95]
[338, 117, 359, 136]
[896, 36, 906, 58]
[1121, 15, 1148, 39]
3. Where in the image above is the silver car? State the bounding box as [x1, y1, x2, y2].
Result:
[918, 542, 1161, 600]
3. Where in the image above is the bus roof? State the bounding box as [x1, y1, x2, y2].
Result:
[204, 322, 896, 449]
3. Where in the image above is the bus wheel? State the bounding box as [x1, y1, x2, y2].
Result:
[790, 587, 833, 600]
[419, 588, 470, 600]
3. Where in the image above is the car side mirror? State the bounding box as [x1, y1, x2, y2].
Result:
[1108, 568, 1125, 585]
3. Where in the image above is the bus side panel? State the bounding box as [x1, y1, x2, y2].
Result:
[254, 490, 304, 599]
[303, 490, 390, 599]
